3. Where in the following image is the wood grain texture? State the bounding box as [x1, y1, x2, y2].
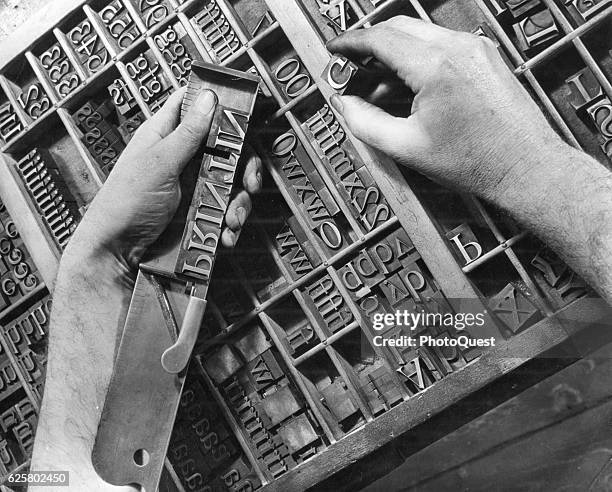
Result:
[366, 339, 612, 491]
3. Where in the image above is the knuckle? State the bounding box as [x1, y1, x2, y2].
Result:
[478, 35, 496, 50]
[433, 50, 452, 71]
[380, 16, 409, 29]
[129, 120, 151, 143]
[470, 34, 496, 56]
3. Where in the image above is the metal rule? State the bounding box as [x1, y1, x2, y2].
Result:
[92, 61, 259, 490]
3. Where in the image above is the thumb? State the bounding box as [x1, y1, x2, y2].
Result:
[159, 89, 218, 176]
[330, 94, 417, 161]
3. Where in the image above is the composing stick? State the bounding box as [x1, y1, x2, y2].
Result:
[92, 62, 259, 490]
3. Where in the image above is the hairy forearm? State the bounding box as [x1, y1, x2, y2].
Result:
[31, 244, 136, 490]
[497, 141, 612, 303]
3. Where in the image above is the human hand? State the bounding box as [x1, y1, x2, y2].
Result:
[327, 16, 565, 204]
[31, 88, 262, 490]
[65, 87, 261, 272]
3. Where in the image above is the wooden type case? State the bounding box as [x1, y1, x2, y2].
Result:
[0, 0, 610, 490]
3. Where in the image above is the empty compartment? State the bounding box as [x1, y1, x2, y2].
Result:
[297, 350, 365, 435]
[265, 295, 322, 357]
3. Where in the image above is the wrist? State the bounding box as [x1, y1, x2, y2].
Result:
[58, 230, 135, 291]
[495, 141, 609, 222]
[491, 139, 612, 299]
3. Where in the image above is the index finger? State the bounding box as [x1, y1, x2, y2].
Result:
[128, 88, 186, 150]
[326, 26, 433, 91]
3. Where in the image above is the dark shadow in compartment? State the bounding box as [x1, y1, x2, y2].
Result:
[228, 0, 275, 39]
[207, 253, 255, 328]
[332, 329, 404, 416]
[297, 350, 365, 434]
[533, 44, 611, 165]
[397, 168, 477, 234]
[289, 90, 327, 123]
[231, 220, 287, 304]
[258, 200, 322, 281]
[467, 248, 520, 296]
[298, 0, 365, 41]
[265, 295, 322, 357]
[581, 18, 612, 86]
[512, 233, 592, 311]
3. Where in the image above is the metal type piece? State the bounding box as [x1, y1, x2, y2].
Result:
[505, 0, 541, 18]
[562, 0, 611, 24]
[0, 101, 22, 143]
[15, 149, 79, 251]
[67, 19, 110, 75]
[100, 0, 141, 50]
[446, 223, 484, 267]
[489, 283, 541, 333]
[191, 1, 241, 63]
[322, 54, 390, 98]
[17, 82, 51, 121]
[586, 96, 612, 139]
[565, 67, 605, 112]
[513, 8, 560, 55]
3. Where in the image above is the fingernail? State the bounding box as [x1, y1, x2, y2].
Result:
[225, 230, 237, 248]
[237, 206, 246, 227]
[330, 94, 343, 113]
[196, 90, 216, 115]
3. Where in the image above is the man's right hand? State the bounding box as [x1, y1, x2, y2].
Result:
[327, 16, 565, 203]
[327, 16, 612, 303]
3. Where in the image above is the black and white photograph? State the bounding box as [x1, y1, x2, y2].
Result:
[0, 0, 610, 490]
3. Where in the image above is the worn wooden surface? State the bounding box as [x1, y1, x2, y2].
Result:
[0, 0, 48, 42]
[359, 341, 612, 491]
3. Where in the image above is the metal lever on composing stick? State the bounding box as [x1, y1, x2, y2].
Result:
[161, 294, 207, 373]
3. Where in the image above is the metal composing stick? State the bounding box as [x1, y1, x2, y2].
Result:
[92, 62, 259, 491]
